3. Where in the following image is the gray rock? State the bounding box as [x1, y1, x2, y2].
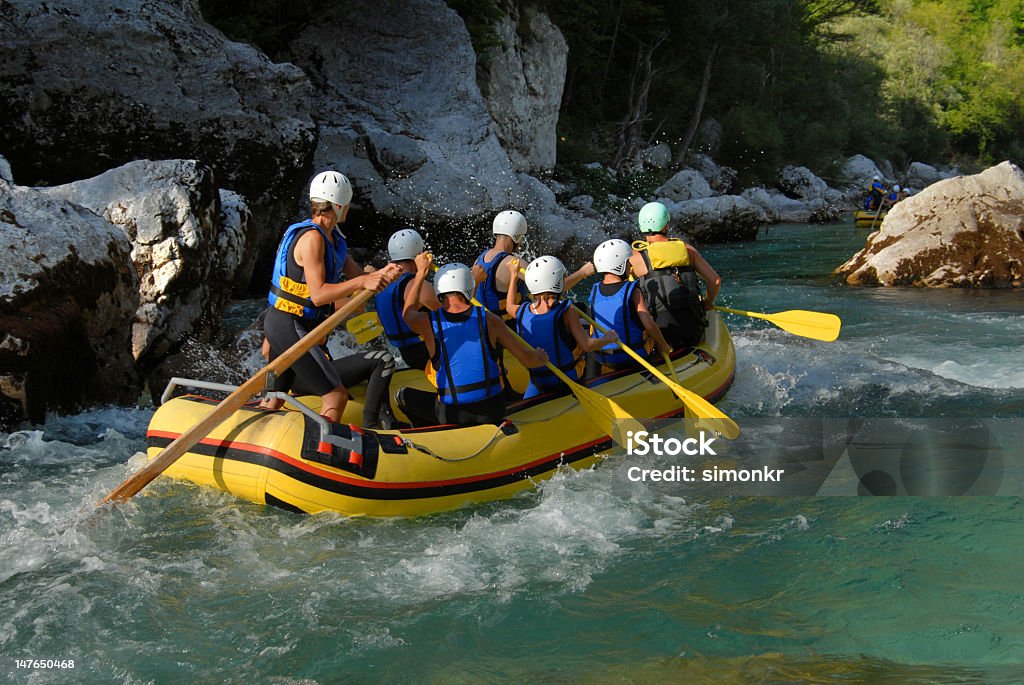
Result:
[695, 118, 723, 157]
[689, 153, 735, 194]
[544, 179, 576, 198]
[838, 155, 886, 187]
[298, 0, 518, 223]
[878, 159, 896, 181]
[38, 160, 253, 366]
[568, 195, 594, 211]
[656, 169, 714, 202]
[511, 173, 559, 216]
[662, 196, 766, 243]
[836, 161, 1024, 287]
[217, 190, 258, 292]
[482, 7, 567, 173]
[0, 156, 11, 183]
[0, 182, 139, 427]
[0, 0, 316, 265]
[639, 143, 673, 170]
[777, 165, 829, 201]
[904, 162, 943, 189]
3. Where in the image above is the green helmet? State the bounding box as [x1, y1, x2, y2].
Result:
[638, 201, 670, 233]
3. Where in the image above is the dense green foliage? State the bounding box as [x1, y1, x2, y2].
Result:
[528, 0, 1022, 182]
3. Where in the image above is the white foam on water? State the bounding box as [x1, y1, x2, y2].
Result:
[726, 329, 1002, 417]
[884, 353, 1024, 389]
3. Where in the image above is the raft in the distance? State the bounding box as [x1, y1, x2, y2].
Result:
[853, 209, 887, 227]
[145, 313, 736, 517]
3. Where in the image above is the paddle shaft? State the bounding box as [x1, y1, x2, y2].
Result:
[870, 196, 888, 230]
[576, 307, 679, 393]
[465, 292, 577, 385]
[100, 289, 376, 505]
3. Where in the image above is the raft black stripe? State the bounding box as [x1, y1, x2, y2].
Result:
[264, 492, 308, 514]
[147, 434, 614, 501]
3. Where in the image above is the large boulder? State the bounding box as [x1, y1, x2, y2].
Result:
[835, 162, 1024, 287]
[904, 162, 943, 190]
[741, 187, 840, 224]
[639, 143, 673, 170]
[298, 0, 519, 229]
[38, 160, 254, 368]
[656, 169, 715, 202]
[663, 196, 766, 243]
[0, 156, 11, 184]
[838, 154, 886, 188]
[904, 162, 960, 193]
[481, 6, 567, 173]
[0, 0, 316, 268]
[0, 181, 139, 427]
[690, 153, 736, 194]
[777, 165, 828, 201]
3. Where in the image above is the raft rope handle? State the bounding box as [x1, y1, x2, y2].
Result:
[402, 421, 510, 462]
[507, 399, 578, 424]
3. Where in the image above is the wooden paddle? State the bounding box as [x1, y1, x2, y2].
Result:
[100, 289, 377, 505]
[713, 306, 841, 342]
[575, 307, 740, 440]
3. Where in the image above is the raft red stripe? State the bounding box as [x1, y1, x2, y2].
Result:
[147, 429, 607, 490]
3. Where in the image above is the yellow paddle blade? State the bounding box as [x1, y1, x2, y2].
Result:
[568, 381, 646, 448]
[715, 307, 841, 342]
[346, 311, 384, 344]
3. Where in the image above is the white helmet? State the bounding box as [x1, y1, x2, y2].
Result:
[387, 228, 425, 261]
[593, 239, 632, 276]
[872, 175, 880, 182]
[309, 170, 353, 207]
[493, 210, 527, 245]
[524, 256, 567, 295]
[435, 263, 475, 303]
[893, 184, 901, 192]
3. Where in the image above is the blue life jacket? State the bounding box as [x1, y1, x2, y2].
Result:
[474, 250, 529, 321]
[516, 299, 579, 397]
[267, 220, 347, 320]
[374, 272, 421, 349]
[588, 280, 646, 366]
[431, 306, 502, 405]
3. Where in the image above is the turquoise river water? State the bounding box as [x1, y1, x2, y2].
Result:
[1, 224, 1022, 683]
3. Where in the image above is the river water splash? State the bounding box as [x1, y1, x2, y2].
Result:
[1, 225, 1022, 683]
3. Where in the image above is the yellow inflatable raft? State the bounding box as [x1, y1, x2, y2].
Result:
[853, 209, 886, 227]
[146, 313, 735, 517]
